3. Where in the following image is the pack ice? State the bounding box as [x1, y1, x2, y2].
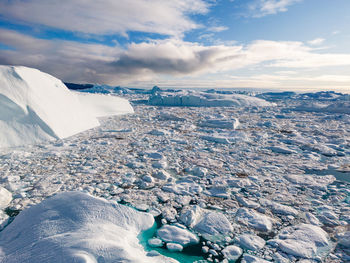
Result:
[0, 192, 176, 263]
[0, 66, 133, 148]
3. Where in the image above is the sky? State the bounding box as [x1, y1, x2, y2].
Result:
[0, 0, 350, 92]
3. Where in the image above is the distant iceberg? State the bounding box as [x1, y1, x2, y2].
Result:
[293, 101, 350, 114]
[0, 66, 133, 148]
[148, 90, 274, 107]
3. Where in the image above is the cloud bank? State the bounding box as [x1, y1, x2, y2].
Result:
[249, 0, 302, 17]
[1, 28, 350, 88]
[0, 0, 209, 37]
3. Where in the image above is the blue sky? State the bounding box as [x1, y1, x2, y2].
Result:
[0, 0, 350, 92]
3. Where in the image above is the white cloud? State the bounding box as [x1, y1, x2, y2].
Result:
[308, 38, 325, 46]
[0, 0, 209, 37]
[1, 29, 350, 89]
[207, 26, 229, 32]
[250, 0, 302, 17]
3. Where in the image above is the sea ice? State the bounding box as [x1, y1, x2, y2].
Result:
[272, 224, 331, 259]
[198, 118, 240, 130]
[179, 205, 233, 241]
[337, 231, 350, 248]
[221, 245, 243, 261]
[157, 224, 199, 246]
[0, 187, 12, 208]
[241, 254, 271, 263]
[260, 199, 298, 216]
[235, 208, 273, 232]
[236, 234, 266, 251]
[0, 192, 175, 263]
[193, 210, 233, 240]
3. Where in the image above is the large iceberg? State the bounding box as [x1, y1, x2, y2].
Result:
[0, 66, 133, 148]
[0, 192, 175, 263]
[148, 90, 274, 107]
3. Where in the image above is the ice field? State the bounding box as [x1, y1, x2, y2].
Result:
[0, 67, 349, 262]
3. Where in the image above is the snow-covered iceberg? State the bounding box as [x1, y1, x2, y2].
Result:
[76, 92, 134, 118]
[148, 90, 274, 107]
[0, 66, 133, 148]
[292, 101, 350, 114]
[0, 192, 176, 263]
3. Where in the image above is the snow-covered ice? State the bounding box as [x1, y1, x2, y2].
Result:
[157, 224, 199, 246]
[236, 233, 266, 251]
[0, 82, 349, 262]
[0, 187, 12, 209]
[0, 66, 133, 148]
[221, 245, 243, 261]
[0, 191, 175, 263]
[271, 224, 331, 259]
[148, 90, 274, 107]
[235, 208, 274, 232]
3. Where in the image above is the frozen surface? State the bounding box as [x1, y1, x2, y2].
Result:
[157, 224, 199, 246]
[0, 66, 99, 147]
[76, 92, 134, 117]
[0, 191, 175, 263]
[271, 224, 331, 259]
[236, 234, 266, 251]
[0, 87, 349, 262]
[221, 245, 242, 261]
[235, 208, 273, 232]
[148, 90, 274, 107]
[0, 187, 12, 209]
[0, 66, 133, 148]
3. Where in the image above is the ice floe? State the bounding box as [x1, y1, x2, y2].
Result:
[0, 191, 175, 262]
[235, 208, 274, 232]
[270, 224, 331, 259]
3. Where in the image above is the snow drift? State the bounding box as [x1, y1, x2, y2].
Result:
[0, 192, 176, 263]
[0, 66, 133, 148]
[148, 90, 274, 107]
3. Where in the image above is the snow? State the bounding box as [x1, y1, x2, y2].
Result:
[148, 90, 274, 107]
[157, 224, 199, 246]
[242, 254, 271, 263]
[0, 191, 175, 263]
[337, 232, 350, 248]
[148, 238, 163, 247]
[0, 66, 133, 148]
[0, 66, 98, 147]
[76, 92, 134, 117]
[272, 224, 331, 259]
[0, 84, 349, 262]
[193, 210, 233, 239]
[235, 208, 273, 232]
[198, 118, 240, 129]
[166, 243, 183, 252]
[0, 187, 12, 208]
[285, 174, 336, 189]
[260, 199, 299, 216]
[179, 205, 233, 241]
[293, 101, 350, 114]
[236, 234, 266, 251]
[221, 245, 243, 261]
[269, 145, 297, 154]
